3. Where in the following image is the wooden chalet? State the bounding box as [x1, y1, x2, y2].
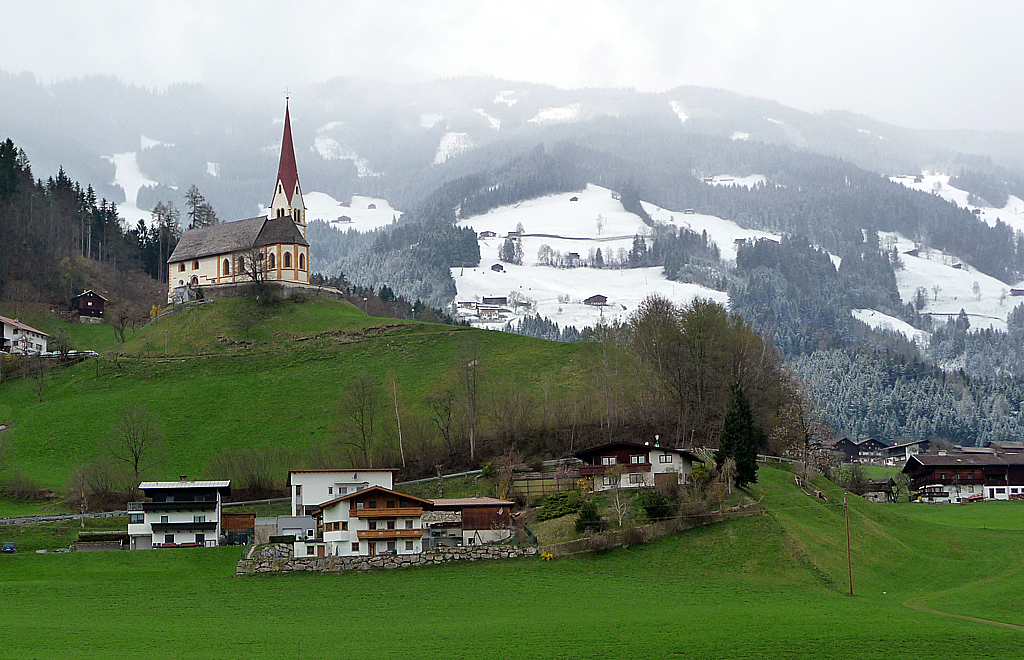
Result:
[902, 453, 1024, 503]
[584, 294, 608, 306]
[70, 289, 107, 319]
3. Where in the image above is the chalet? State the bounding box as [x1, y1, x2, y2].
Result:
[952, 263, 964, 270]
[832, 437, 889, 464]
[987, 440, 1024, 454]
[479, 231, 498, 239]
[972, 208, 982, 215]
[584, 294, 608, 306]
[567, 252, 581, 264]
[506, 231, 521, 238]
[569, 196, 579, 202]
[683, 209, 696, 214]
[70, 289, 107, 319]
[574, 441, 699, 492]
[127, 478, 231, 549]
[490, 263, 504, 272]
[902, 453, 1024, 503]
[482, 296, 507, 306]
[336, 215, 352, 223]
[297, 486, 432, 558]
[457, 301, 477, 310]
[287, 469, 399, 516]
[367, 203, 376, 209]
[0, 315, 48, 355]
[477, 305, 501, 321]
[904, 248, 919, 257]
[424, 497, 514, 547]
[1009, 289, 1024, 297]
[883, 439, 930, 466]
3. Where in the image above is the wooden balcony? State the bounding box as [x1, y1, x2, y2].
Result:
[350, 507, 423, 518]
[357, 528, 424, 539]
[579, 463, 650, 476]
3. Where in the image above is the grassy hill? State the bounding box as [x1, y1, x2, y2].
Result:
[1, 295, 598, 490]
[2, 464, 1022, 659]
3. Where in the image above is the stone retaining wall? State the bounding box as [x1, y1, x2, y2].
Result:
[237, 544, 537, 575]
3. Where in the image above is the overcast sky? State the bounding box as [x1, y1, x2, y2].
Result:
[4, 0, 1021, 131]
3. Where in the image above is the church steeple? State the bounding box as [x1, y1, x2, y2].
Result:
[269, 99, 306, 237]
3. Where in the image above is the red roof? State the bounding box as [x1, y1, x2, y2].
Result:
[0, 315, 48, 337]
[276, 103, 300, 204]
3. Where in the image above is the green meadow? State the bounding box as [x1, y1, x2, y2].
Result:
[2, 465, 1022, 659]
[2, 296, 596, 488]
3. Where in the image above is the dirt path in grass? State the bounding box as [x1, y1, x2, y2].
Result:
[904, 565, 1024, 631]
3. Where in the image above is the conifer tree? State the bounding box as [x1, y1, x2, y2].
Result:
[715, 385, 762, 487]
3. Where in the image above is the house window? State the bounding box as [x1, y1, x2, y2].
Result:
[369, 501, 377, 509]
[193, 260, 199, 270]
[405, 541, 414, 551]
[299, 253, 305, 269]
[369, 521, 377, 530]
[223, 259, 230, 275]
[196, 533, 205, 546]
[284, 252, 292, 268]
[160, 515, 168, 524]
[351, 542, 360, 552]
[660, 454, 672, 463]
[165, 534, 174, 545]
[630, 455, 644, 464]
[628, 473, 642, 485]
[968, 486, 974, 493]
[603, 476, 615, 486]
[328, 487, 332, 494]
[342, 521, 348, 531]
[387, 521, 396, 530]
[601, 457, 616, 466]
[306, 545, 314, 555]
[405, 520, 413, 529]
[387, 541, 396, 553]
[356, 502, 364, 509]
[129, 513, 143, 524]
[269, 253, 276, 269]
[996, 488, 1006, 494]
[178, 263, 185, 272]
[194, 515, 205, 523]
[387, 500, 396, 508]
[341, 487, 348, 495]
[294, 209, 301, 222]
[400, 500, 409, 507]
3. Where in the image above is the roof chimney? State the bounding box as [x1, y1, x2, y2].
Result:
[938, 450, 947, 457]
[179, 475, 188, 482]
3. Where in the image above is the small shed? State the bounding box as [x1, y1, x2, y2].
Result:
[222, 512, 256, 545]
[71, 290, 107, 319]
[584, 294, 608, 306]
[367, 203, 377, 210]
[1009, 289, 1024, 297]
[490, 263, 504, 272]
[569, 196, 579, 202]
[479, 230, 497, 239]
[336, 215, 352, 223]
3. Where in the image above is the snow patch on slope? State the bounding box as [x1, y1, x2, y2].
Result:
[494, 90, 518, 106]
[420, 113, 444, 129]
[669, 100, 688, 125]
[206, 162, 219, 177]
[730, 131, 750, 141]
[105, 152, 160, 228]
[433, 132, 472, 165]
[890, 173, 1024, 234]
[281, 193, 401, 232]
[852, 309, 931, 346]
[528, 103, 580, 124]
[475, 108, 501, 130]
[703, 174, 766, 189]
[313, 137, 379, 177]
[140, 135, 173, 150]
[641, 201, 780, 263]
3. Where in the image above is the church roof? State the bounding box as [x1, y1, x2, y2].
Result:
[276, 103, 300, 204]
[254, 215, 309, 249]
[167, 216, 266, 262]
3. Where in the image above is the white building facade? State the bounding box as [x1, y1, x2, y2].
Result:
[575, 441, 699, 492]
[0, 315, 48, 355]
[287, 469, 398, 516]
[128, 479, 231, 550]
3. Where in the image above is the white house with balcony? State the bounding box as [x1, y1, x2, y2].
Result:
[287, 468, 399, 516]
[0, 315, 48, 355]
[295, 486, 432, 558]
[574, 441, 699, 492]
[127, 479, 231, 550]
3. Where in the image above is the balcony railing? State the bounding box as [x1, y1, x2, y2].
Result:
[579, 463, 650, 476]
[356, 528, 424, 539]
[350, 507, 423, 518]
[142, 500, 218, 512]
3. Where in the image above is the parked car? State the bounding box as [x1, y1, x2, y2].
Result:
[1, 542, 16, 554]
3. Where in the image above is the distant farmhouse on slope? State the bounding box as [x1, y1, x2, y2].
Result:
[166, 102, 310, 303]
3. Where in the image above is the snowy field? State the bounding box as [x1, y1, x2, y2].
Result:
[105, 151, 162, 228]
[702, 174, 766, 189]
[881, 231, 1017, 332]
[302, 193, 401, 232]
[452, 263, 727, 330]
[641, 200, 780, 263]
[852, 308, 931, 346]
[890, 173, 1024, 235]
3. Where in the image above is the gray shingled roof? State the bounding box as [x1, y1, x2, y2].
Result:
[168, 216, 267, 263]
[254, 216, 309, 249]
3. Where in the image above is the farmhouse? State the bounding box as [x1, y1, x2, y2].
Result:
[482, 296, 507, 306]
[883, 439, 929, 466]
[167, 102, 310, 303]
[902, 453, 1024, 503]
[127, 478, 231, 549]
[287, 468, 399, 516]
[479, 230, 497, 238]
[477, 305, 501, 321]
[584, 294, 608, 306]
[425, 497, 514, 547]
[297, 486, 432, 558]
[0, 315, 48, 355]
[832, 437, 889, 464]
[575, 441, 698, 491]
[1010, 289, 1024, 297]
[70, 289, 107, 320]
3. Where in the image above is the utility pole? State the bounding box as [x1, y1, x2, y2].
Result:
[845, 492, 854, 596]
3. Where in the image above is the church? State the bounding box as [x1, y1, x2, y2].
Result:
[167, 102, 310, 303]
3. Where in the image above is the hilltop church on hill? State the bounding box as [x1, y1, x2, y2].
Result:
[167, 102, 310, 303]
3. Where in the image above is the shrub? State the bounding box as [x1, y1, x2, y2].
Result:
[526, 457, 545, 473]
[537, 491, 581, 521]
[575, 498, 605, 533]
[621, 525, 646, 547]
[269, 535, 295, 544]
[637, 490, 674, 521]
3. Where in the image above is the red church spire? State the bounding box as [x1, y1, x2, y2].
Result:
[276, 101, 300, 204]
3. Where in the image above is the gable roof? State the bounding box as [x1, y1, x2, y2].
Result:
[315, 485, 432, 511]
[139, 480, 231, 493]
[73, 289, 108, 301]
[0, 315, 48, 337]
[254, 215, 308, 249]
[574, 441, 699, 462]
[276, 103, 300, 205]
[168, 216, 266, 262]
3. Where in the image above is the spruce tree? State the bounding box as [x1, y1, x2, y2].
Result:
[715, 385, 761, 487]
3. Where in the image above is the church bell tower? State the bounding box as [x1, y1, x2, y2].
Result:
[269, 100, 306, 237]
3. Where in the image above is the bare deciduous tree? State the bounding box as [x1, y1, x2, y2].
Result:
[335, 374, 385, 468]
[110, 403, 162, 490]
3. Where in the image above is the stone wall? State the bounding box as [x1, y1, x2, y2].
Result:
[236, 544, 538, 575]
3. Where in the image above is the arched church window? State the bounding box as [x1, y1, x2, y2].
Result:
[269, 253, 276, 269]
[223, 259, 230, 275]
[178, 263, 185, 272]
[284, 252, 291, 268]
[294, 209, 301, 222]
[299, 253, 305, 270]
[193, 260, 199, 270]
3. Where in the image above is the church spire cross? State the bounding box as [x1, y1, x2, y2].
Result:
[275, 102, 300, 205]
